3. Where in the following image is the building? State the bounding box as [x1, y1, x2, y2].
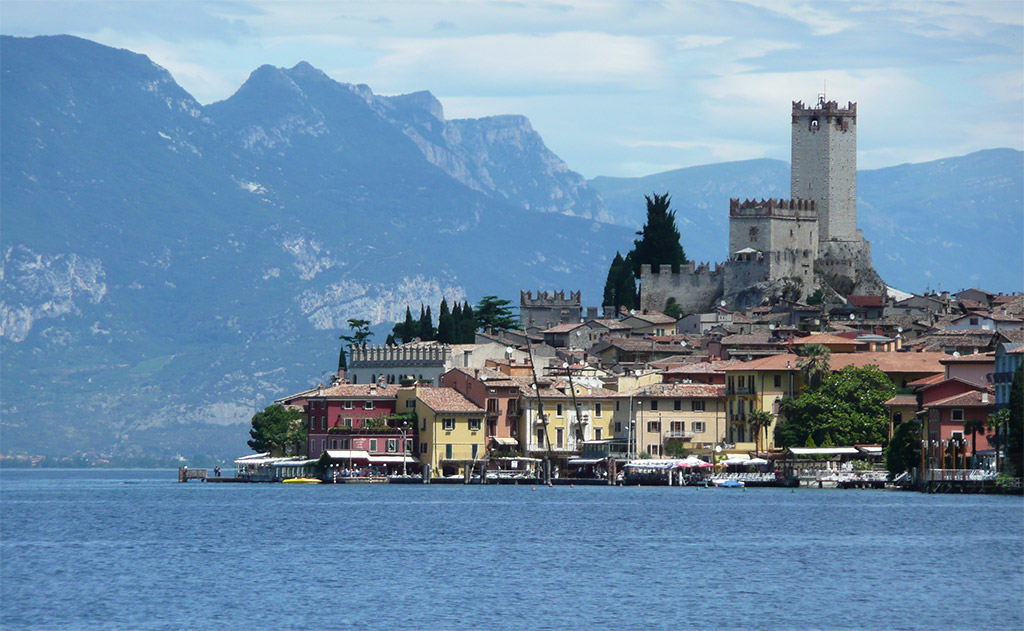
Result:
[299, 383, 401, 459]
[517, 377, 617, 469]
[347, 341, 525, 387]
[440, 367, 522, 453]
[411, 386, 487, 478]
[613, 383, 726, 459]
[994, 335, 1024, 410]
[520, 290, 582, 333]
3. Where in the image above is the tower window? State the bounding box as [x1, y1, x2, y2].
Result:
[749, 227, 759, 242]
[810, 118, 819, 131]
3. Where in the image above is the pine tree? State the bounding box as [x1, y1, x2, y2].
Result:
[629, 192, 688, 277]
[437, 298, 454, 343]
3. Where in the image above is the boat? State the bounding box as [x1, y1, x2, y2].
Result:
[711, 478, 745, 488]
[282, 477, 321, 484]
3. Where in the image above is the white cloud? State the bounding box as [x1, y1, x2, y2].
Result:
[737, 0, 855, 36]
[676, 35, 731, 50]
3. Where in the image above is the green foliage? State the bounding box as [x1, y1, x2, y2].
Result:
[437, 297, 455, 343]
[664, 438, 689, 457]
[603, 251, 636, 311]
[392, 306, 417, 344]
[797, 343, 832, 391]
[776, 365, 896, 448]
[886, 419, 921, 478]
[749, 410, 773, 453]
[418, 305, 435, 341]
[629, 192, 689, 277]
[806, 289, 826, 305]
[247, 404, 304, 456]
[458, 301, 476, 343]
[988, 408, 1010, 473]
[962, 417, 986, 459]
[1008, 363, 1024, 476]
[475, 295, 518, 331]
[663, 297, 683, 320]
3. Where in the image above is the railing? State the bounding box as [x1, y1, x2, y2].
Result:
[925, 469, 999, 482]
[666, 431, 695, 439]
[726, 386, 756, 395]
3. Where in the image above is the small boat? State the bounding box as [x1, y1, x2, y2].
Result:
[282, 477, 321, 484]
[712, 478, 745, 488]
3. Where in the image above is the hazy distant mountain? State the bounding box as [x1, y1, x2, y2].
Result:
[588, 150, 1023, 293]
[0, 35, 628, 461]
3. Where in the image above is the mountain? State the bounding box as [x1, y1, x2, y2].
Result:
[588, 151, 1023, 293]
[0, 35, 630, 461]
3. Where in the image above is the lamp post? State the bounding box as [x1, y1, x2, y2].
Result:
[400, 421, 409, 477]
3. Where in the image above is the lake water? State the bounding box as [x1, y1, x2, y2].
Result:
[1, 469, 1022, 631]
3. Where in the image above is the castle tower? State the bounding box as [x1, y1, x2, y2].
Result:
[791, 98, 858, 242]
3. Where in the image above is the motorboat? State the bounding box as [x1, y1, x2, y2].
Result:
[282, 477, 321, 484]
[711, 478, 745, 488]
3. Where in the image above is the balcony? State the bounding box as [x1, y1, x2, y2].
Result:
[726, 386, 756, 396]
[666, 431, 695, 440]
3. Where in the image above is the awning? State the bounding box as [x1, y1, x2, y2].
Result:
[270, 459, 316, 468]
[368, 454, 418, 464]
[567, 458, 605, 466]
[491, 437, 518, 446]
[787, 447, 860, 456]
[324, 450, 372, 461]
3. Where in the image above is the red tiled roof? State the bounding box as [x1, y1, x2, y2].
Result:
[790, 333, 863, 346]
[884, 394, 919, 407]
[311, 384, 402, 399]
[939, 353, 995, 364]
[617, 383, 725, 399]
[907, 374, 944, 388]
[416, 387, 484, 413]
[925, 390, 994, 409]
[847, 295, 885, 307]
[659, 360, 742, 374]
[542, 322, 585, 334]
[722, 351, 947, 375]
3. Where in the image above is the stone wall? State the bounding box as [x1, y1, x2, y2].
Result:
[639, 262, 725, 315]
[728, 198, 818, 259]
[520, 289, 582, 331]
[791, 100, 857, 242]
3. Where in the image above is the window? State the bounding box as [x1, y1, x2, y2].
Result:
[309, 417, 315, 430]
[421, 442, 428, 454]
[692, 421, 706, 434]
[647, 421, 661, 433]
[651, 400, 659, 411]
[386, 439, 397, 452]
[537, 428, 545, 447]
[670, 421, 685, 434]
[615, 422, 622, 434]
[472, 444, 479, 459]
[691, 400, 705, 412]
[406, 399, 415, 409]
[749, 226, 759, 242]
[364, 400, 375, 410]
[774, 375, 782, 388]
[341, 439, 350, 450]
[320, 439, 326, 451]
[445, 444, 453, 459]
[674, 399, 682, 411]
[951, 409, 964, 422]
[405, 439, 413, 453]
[343, 401, 354, 410]
[330, 438, 337, 449]
[595, 428, 603, 440]
[468, 418, 482, 431]
[595, 403, 603, 417]
[615, 401, 620, 411]
[320, 417, 326, 430]
[369, 439, 378, 452]
[650, 445, 660, 456]
[739, 376, 746, 388]
[969, 318, 979, 326]
[442, 418, 455, 431]
[556, 428, 564, 448]
[421, 417, 427, 431]
[556, 403, 564, 417]
[343, 418, 352, 428]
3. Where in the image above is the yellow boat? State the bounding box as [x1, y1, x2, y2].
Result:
[282, 477, 321, 484]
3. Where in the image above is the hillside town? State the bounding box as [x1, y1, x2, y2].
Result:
[230, 97, 1023, 492]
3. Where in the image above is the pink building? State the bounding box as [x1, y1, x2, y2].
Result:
[301, 384, 401, 459]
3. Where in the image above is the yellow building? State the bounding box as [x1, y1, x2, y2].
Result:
[613, 383, 727, 459]
[408, 387, 487, 478]
[518, 377, 617, 466]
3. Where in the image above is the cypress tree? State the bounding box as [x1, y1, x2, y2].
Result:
[458, 301, 476, 343]
[603, 252, 624, 307]
[420, 305, 435, 340]
[437, 298, 454, 343]
[402, 306, 416, 343]
[630, 192, 688, 277]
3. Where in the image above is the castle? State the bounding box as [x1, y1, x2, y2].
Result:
[640, 97, 884, 314]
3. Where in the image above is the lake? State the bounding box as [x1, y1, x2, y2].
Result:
[1, 469, 1021, 630]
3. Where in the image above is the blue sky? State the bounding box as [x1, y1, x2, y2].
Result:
[3, 0, 1021, 178]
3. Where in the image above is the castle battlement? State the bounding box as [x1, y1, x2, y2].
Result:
[792, 99, 857, 120]
[520, 289, 581, 306]
[729, 198, 817, 219]
[639, 261, 723, 277]
[349, 343, 451, 364]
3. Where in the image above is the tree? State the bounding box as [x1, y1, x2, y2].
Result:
[418, 305, 434, 341]
[749, 410, 773, 455]
[392, 306, 416, 344]
[1007, 363, 1024, 476]
[629, 192, 688, 278]
[663, 297, 683, 320]
[988, 408, 1010, 473]
[776, 365, 896, 448]
[962, 417, 986, 466]
[806, 289, 826, 305]
[451, 301, 463, 338]
[458, 301, 476, 343]
[798, 343, 832, 391]
[475, 295, 518, 331]
[885, 419, 921, 479]
[338, 318, 372, 370]
[437, 298, 454, 343]
[602, 251, 636, 311]
[248, 404, 304, 456]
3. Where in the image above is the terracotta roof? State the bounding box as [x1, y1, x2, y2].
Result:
[519, 378, 618, 400]
[720, 333, 788, 345]
[884, 394, 919, 407]
[847, 295, 886, 307]
[589, 319, 631, 330]
[416, 387, 485, 413]
[925, 390, 994, 409]
[939, 353, 995, 364]
[542, 322, 585, 334]
[790, 333, 862, 346]
[998, 329, 1024, 343]
[919, 376, 988, 393]
[659, 360, 742, 374]
[722, 351, 947, 375]
[311, 384, 402, 399]
[617, 383, 726, 399]
[624, 311, 676, 325]
[907, 374, 944, 388]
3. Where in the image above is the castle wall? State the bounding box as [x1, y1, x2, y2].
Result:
[520, 290, 582, 331]
[791, 100, 857, 242]
[728, 198, 819, 259]
[639, 262, 724, 315]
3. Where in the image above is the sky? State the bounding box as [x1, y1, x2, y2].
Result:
[3, 0, 1022, 178]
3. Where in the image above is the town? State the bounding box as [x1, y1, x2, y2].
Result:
[216, 97, 1023, 492]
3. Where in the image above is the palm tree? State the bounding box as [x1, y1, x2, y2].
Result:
[749, 410, 774, 455]
[988, 409, 1009, 473]
[798, 344, 831, 391]
[962, 418, 985, 468]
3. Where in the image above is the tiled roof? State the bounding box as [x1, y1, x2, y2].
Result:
[617, 383, 725, 399]
[720, 333, 788, 345]
[847, 295, 886, 307]
[907, 374, 944, 388]
[884, 394, 919, 407]
[659, 360, 742, 374]
[925, 390, 994, 409]
[722, 351, 948, 375]
[998, 329, 1024, 343]
[311, 384, 402, 399]
[590, 319, 631, 330]
[939, 353, 995, 364]
[625, 311, 676, 324]
[416, 387, 485, 413]
[790, 333, 862, 346]
[542, 322, 585, 334]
